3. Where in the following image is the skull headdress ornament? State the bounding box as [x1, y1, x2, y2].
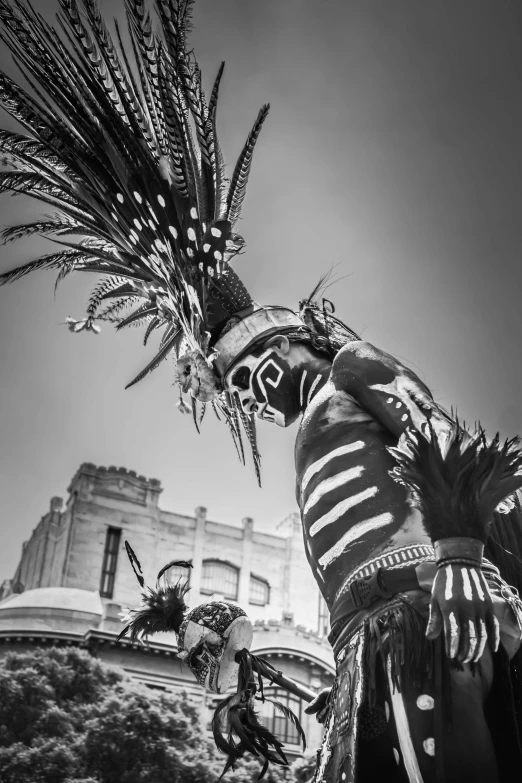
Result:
[118, 543, 252, 693]
[177, 601, 253, 692]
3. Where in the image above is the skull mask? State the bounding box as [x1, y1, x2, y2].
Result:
[176, 601, 253, 692]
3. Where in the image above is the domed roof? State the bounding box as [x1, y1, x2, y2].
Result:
[0, 587, 103, 616]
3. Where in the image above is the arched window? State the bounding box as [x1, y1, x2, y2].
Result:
[201, 560, 238, 600]
[260, 687, 303, 745]
[249, 575, 270, 606]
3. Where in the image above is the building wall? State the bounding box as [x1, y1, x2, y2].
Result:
[11, 463, 329, 636]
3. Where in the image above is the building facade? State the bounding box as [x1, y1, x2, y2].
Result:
[0, 463, 334, 753]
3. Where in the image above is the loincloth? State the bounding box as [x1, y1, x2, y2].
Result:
[313, 547, 522, 783]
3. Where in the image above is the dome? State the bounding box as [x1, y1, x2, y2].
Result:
[0, 587, 103, 614]
[0, 587, 103, 635]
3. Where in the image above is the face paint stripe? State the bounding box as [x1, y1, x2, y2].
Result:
[309, 486, 379, 536]
[444, 566, 453, 600]
[306, 373, 323, 407]
[303, 466, 365, 515]
[301, 441, 366, 492]
[461, 567, 473, 600]
[299, 370, 307, 408]
[470, 568, 485, 600]
[317, 512, 394, 568]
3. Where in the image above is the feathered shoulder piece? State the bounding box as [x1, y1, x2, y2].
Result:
[389, 418, 522, 544]
[0, 0, 267, 467]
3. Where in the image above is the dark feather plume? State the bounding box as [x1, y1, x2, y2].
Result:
[211, 649, 304, 780]
[119, 540, 190, 642]
[117, 581, 189, 642]
[390, 419, 522, 543]
[0, 0, 268, 466]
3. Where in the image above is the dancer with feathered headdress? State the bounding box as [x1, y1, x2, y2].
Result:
[2, 2, 522, 781]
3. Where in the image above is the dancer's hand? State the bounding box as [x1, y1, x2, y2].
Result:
[304, 688, 332, 724]
[426, 564, 499, 663]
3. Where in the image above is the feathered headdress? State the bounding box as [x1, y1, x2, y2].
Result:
[0, 0, 271, 468]
[0, 0, 359, 479]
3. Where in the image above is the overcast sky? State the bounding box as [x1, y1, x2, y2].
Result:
[1, 0, 522, 582]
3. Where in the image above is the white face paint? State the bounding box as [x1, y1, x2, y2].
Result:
[224, 347, 302, 428]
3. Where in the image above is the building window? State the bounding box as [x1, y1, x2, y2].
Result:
[100, 527, 121, 599]
[260, 687, 303, 745]
[249, 575, 270, 606]
[318, 594, 329, 637]
[201, 560, 238, 600]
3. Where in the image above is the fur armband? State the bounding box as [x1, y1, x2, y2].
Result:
[389, 419, 522, 546]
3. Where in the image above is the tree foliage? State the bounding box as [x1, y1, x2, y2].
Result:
[0, 647, 315, 783]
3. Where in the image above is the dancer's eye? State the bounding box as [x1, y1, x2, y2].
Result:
[230, 366, 251, 391]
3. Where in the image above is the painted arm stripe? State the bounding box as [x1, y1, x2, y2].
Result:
[318, 512, 394, 568]
[303, 465, 365, 515]
[299, 370, 307, 408]
[301, 441, 365, 493]
[308, 486, 378, 536]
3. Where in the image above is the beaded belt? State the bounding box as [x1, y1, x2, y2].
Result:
[335, 543, 435, 603]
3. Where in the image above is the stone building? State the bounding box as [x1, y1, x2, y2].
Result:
[0, 463, 334, 754]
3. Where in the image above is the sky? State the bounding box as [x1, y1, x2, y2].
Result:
[1, 0, 522, 582]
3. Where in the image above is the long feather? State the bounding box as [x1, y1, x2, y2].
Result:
[0, 0, 264, 463]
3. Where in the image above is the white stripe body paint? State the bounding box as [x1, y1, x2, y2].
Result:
[476, 619, 488, 661]
[449, 612, 459, 658]
[464, 621, 477, 663]
[303, 466, 365, 515]
[318, 513, 394, 568]
[445, 566, 454, 600]
[306, 373, 323, 407]
[301, 441, 365, 492]
[386, 657, 424, 783]
[309, 487, 378, 536]
[470, 569, 485, 600]
[299, 370, 307, 408]
[461, 568, 473, 600]
[493, 615, 500, 651]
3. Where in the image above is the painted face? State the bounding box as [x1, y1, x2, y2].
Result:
[225, 348, 302, 427]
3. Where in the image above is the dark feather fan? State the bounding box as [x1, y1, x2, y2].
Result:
[389, 418, 522, 543]
[0, 0, 268, 471]
[118, 540, 192, 643]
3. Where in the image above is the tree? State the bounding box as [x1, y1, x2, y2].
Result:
[0, 647, 313, 783]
